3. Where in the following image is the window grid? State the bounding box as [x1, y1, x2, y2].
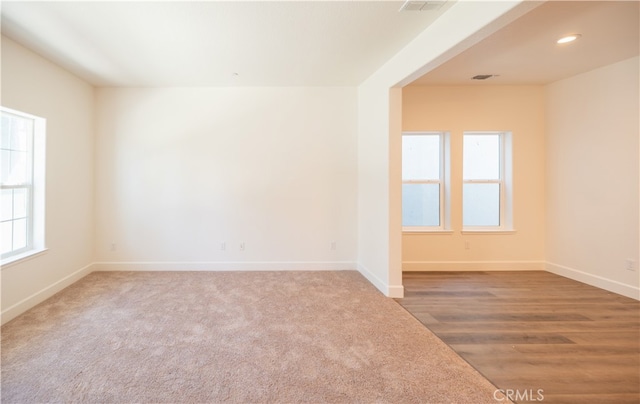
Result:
[402, 132, 447, 231]
[1, 110, 35, 259]
[463, 132, 507, 229]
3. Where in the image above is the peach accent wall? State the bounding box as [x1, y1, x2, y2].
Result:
[401, 85, 546, 269]
[357, 1, 531, 296]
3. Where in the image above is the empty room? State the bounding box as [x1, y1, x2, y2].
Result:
[1, 1, 638, 403]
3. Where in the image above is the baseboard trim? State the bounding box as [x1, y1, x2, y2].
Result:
[92, 261, 357, 272]
[546, 262, 640, 300]
[387, 284, 405, 298]
[403, 260, 545, 271]
[357, 263, 404, 298]
[1, 262, 94, 325]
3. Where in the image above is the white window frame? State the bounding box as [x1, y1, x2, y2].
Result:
[402, 131, 451, 233]
[1, 106, 47, 266]
[462, 131, 513, 232]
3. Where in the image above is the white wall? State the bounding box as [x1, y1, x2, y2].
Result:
[545, 56, 640, 299]
[94, 87, 357, 270]
[1, 36, 95, 324]
[357, 0, 531, 297]
[8, 0, 635, 327]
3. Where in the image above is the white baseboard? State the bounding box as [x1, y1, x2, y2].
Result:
[4, 259, 635, 328]
[92, 261, 357, 272]
[1, 263, 94, 325]
[387, 284, 405, 298]
[357, 263, 404, 298]
[2, 261, 357, 325]
[546, 262, 640, 300]
[403, 260, 545, 271]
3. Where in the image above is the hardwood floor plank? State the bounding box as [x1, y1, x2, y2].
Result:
[541, 393, 640, 404]
[426, 320, 640, 333]
[395, 271, 640, 403]
[439, 332, 574, 345]
[431, 313, 592, 322]
[453, 343, 640, 356]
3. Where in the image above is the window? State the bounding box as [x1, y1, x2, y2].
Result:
[463, 131, 512, 230]
[402, 132, 450, 231]
[1, 107, 46, 263]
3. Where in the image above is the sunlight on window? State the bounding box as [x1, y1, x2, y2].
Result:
[1, 107, 45, 262]
[402, 133, 446, 230]
[463, 132, 510, 229]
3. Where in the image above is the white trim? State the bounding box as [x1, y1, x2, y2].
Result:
[1, 261, 358, 324]
[357, 263, 386, 293]
[387, 284, 405, 298]
[92, 261, 356, 272]
[462, 131, 513, 231]
[401, 131, 450, 232]
[403, 261, 639, 299]
[403, 260, 545, 271]
[1, 262, 93, 325]
[403, 230, 454, 235]
[0, 107, 46, 263]
[461, 230, 517, 235]
[357, 263, 404, 298]
[1, 247, 48, 268]
[546, 262, 640, 301]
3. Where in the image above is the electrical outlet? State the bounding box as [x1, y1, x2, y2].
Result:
[240, 242, 245, 251]
[626, 259, 636, 271]
[110, 243, 116, 252]
[331, 241, 337, 251]
[220, 242, 226, 251]
[465, 241, 470, 250]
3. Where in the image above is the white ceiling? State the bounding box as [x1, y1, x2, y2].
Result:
[3, 1, 638, 88]
[1, 1, 453, 87]
[410, 1, 640, 86]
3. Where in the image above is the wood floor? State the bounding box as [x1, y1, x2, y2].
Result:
[395, 271, 640, 404]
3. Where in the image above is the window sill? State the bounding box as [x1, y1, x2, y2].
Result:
[461, 229, 517, 235]
[403, 230, 454, 235]
[1, 248, 49, 269]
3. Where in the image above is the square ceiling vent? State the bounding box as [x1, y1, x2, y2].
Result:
[399, 1, 446, 12]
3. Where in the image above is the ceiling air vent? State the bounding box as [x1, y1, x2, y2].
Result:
[399, 1, 446, 12]
[472, 75, 495, 80]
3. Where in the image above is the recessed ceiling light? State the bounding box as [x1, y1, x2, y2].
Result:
[557, 34, 581, 44]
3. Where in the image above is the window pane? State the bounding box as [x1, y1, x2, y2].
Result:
[1, 108, 41, 260]
[13, 218, 27, 250]
[463, 183, 500, 226]
[402, 135, 440, 180]
[1, 221, 12, 254]
[13, 188, 28, 219]
[464, 134, 500, 180]
[8, 151, 29, 184]
[402, 183, 440, 227]
[11, 118, 32, 152]
[1, 189, 13, 221]
[1, 115, 11, 149]
[0, 150, 10, 183]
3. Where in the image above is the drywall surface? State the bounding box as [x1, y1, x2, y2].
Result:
[356, 0, 529, 296]
[402, 85, 545, 270]
[94, 87, 357, 269]
[545, 56, 640, 299]
[1, 36, 95, 323]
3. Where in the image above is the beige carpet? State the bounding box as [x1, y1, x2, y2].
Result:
[1, 271, 505, 403]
